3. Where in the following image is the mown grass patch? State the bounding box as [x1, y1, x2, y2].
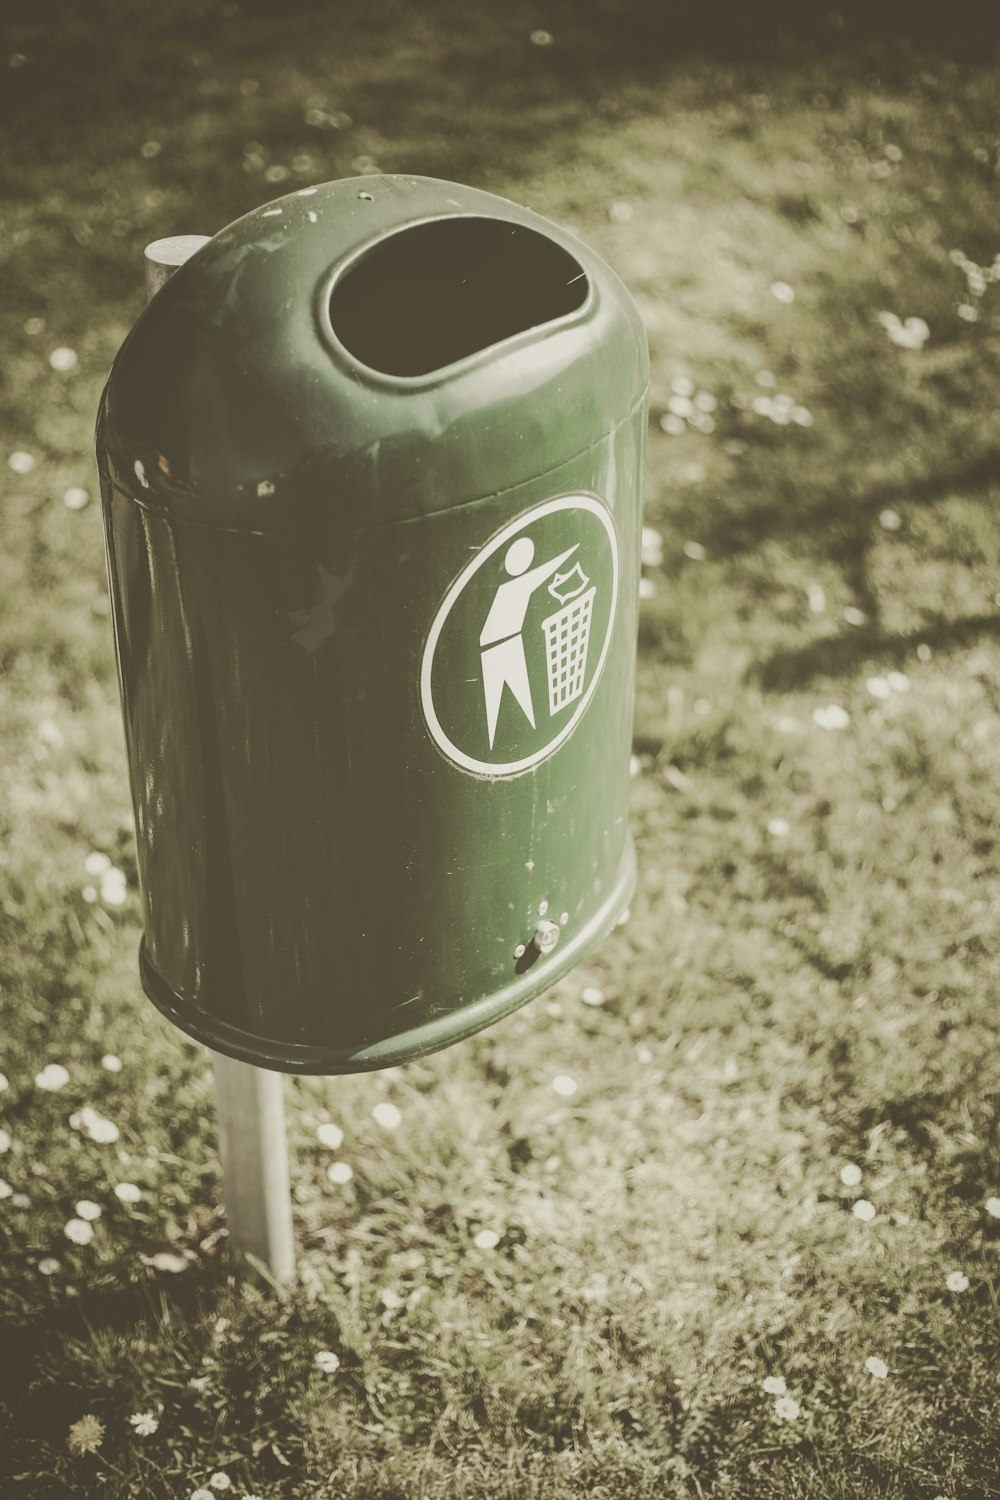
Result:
[2, 4, 1000, 1497]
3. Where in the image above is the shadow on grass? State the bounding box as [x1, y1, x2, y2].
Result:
[711, 449, 1000, 567]
[0, 1263, 223, 1494]
[756, 611, 1000, 693]
[5, 0, 1000, 162]
[0, 1252, 321, 1497]
[0, 1253, 227, 1410]
[739, 448, 1000, 689]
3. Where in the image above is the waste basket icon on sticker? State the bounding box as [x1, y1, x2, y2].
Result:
[541, 559, 595, 714]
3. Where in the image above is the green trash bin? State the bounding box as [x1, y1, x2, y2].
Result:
[95, 174, 649, 1073]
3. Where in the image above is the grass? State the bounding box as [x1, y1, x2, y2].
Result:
[2, 2, 1000, 1496]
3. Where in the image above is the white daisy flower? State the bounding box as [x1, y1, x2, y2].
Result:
[877, 312, 929, 350]
[73, 1107, 120, 1144]
[100, 868, 128, 906]
[64, 1217, 94, 1245]
[813, 704, 850, 730]
[35, 1063, 70, 1091]
[640, 526, 664, 566]
[145, 1251, 188, 1273]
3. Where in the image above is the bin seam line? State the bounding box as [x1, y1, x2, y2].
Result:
[97, 383, 649, 538]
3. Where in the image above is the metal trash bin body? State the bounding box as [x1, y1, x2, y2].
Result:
[96, 174, 649, 1073]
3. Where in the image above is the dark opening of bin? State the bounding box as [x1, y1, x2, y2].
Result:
[329, 215, 589, 378]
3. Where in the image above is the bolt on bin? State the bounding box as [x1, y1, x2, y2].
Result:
[95, 174, 650, 1074]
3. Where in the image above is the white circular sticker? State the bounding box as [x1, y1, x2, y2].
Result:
[420, 495, 619, 777]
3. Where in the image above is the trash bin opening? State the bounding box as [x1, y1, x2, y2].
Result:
[329, 216, 589, 378]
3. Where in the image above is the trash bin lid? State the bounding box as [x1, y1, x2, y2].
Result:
[97, 175, 649, 535]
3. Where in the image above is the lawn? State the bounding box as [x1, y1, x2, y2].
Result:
[2, 3, 1000, 1497]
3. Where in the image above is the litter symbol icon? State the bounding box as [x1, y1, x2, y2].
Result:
[420, 495, 619, 778]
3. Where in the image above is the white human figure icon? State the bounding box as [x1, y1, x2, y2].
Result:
[479, 536, 578, 748]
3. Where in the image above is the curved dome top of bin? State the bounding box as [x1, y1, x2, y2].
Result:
[97, 175, 649, 534]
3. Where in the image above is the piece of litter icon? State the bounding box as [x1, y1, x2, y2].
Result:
[547, 560, 589, 604]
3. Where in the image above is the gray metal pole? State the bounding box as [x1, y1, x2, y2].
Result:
[207, 1048, 296, 1284]
[143, 235, 213, 298]
[143, 235, 296, 1285]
